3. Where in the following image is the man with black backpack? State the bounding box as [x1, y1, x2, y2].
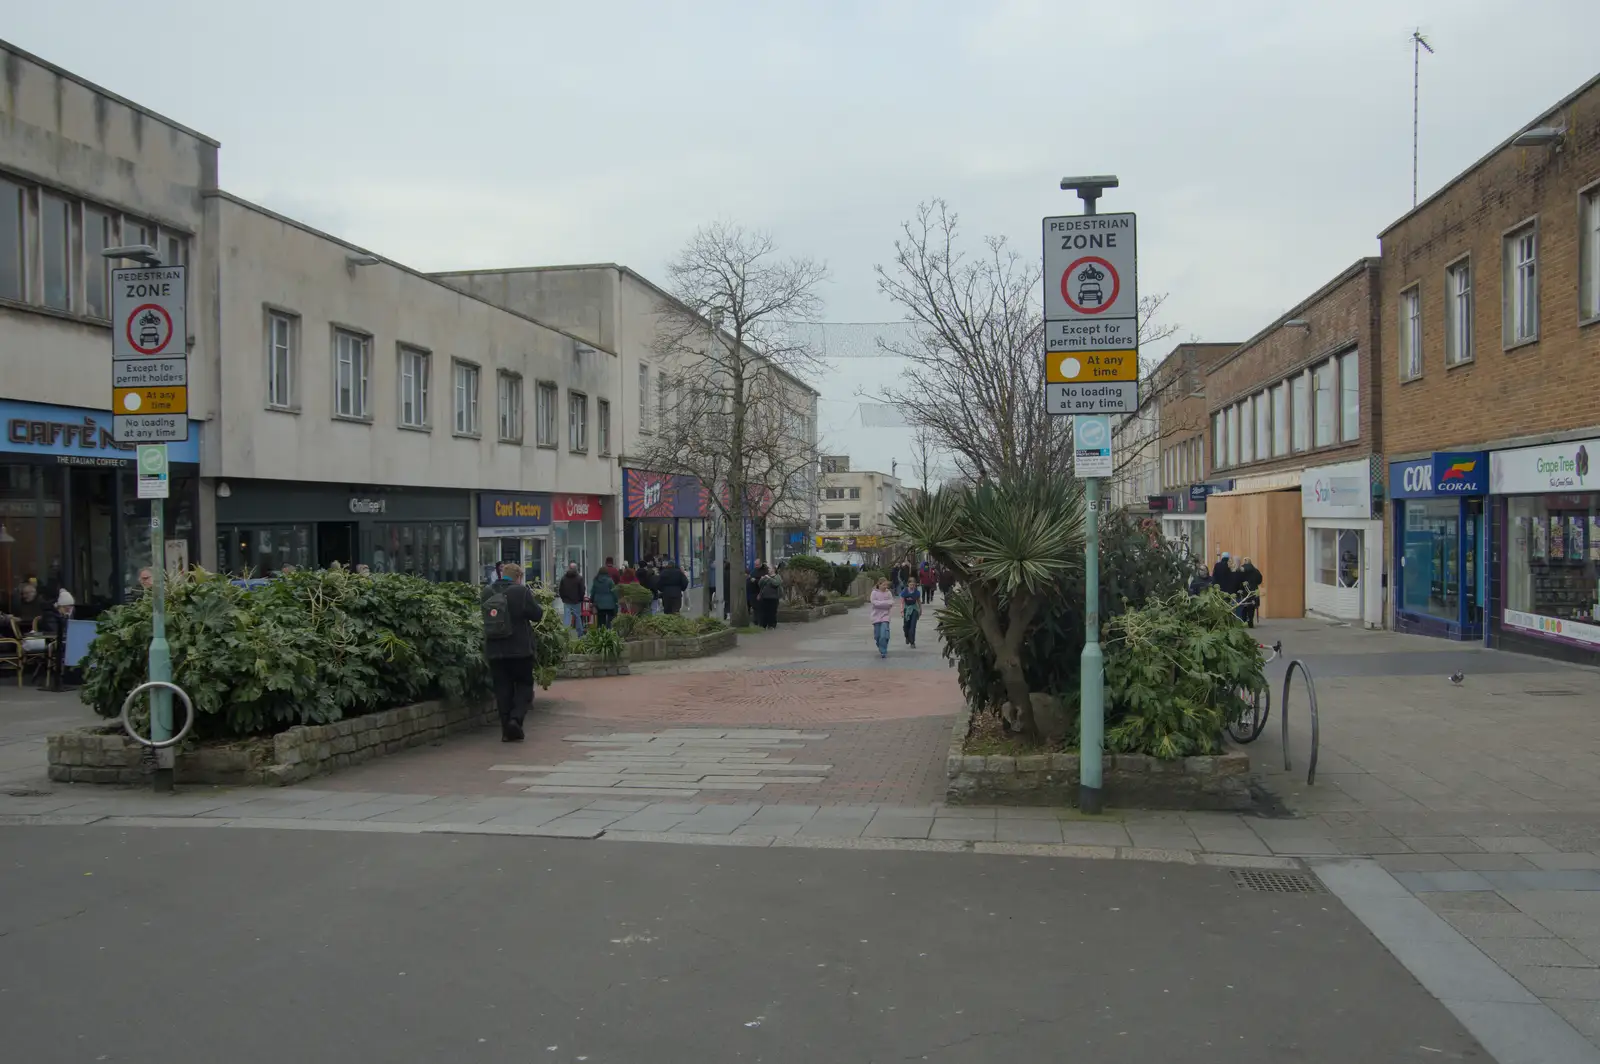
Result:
[482, 562, 542, 742]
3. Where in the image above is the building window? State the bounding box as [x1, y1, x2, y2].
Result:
[848, 487, 862, 499]
[568, 390, 588, 451]
[1272, 383, 1289, 457]
[1212, 412, 1225, 469]
[1339, 350, 1359, 443]
[399, 345, 430, 428]
[824, 514, 844, 531]
[638, 364, 650, 433]
[1226, 405, 1239, 467]
[0, 178, 22, 302]
[333, 329, 371, 419]
[598, 399, 612, 455]
[1291, 372, 1309, 453]
[1399, 286, 1421, 380]
[496, 372, 521, 442]
[41, 192, 73, 311]
[1505, 224, 1538, 346]
[452, 360, 481, 436]
[1239, 397, 1254, 464]
[267, 311, 297, 410]
[536, 381, 557, 447]
[1253, 390, 1270, 461]
[1313, 359, 1336, 448]
[1582, 190, 1600, 323]
[1445, 259, 1472, 364]
[83, 206, 115, 318]
[848, 513, 861, 530]
[657, 373, 670, 433]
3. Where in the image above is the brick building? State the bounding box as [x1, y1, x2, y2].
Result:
[1378, 73, 1600, 659]
[1203, 259, 1385, 623]
[1144, 342, 1237, 558]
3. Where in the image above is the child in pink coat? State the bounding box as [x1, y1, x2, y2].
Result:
[869, 577, 896, 659]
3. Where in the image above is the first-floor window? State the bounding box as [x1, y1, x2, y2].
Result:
[497, 372, 522, 442]
[597, 399, 612, 454]
[536, 382, 558, 446]
[334, 329, 371, 418]
[399, 346, 430, 427]
[453, 361, 481, 435]
[568, 391, 588, 451]
[267, 311, 297, 409]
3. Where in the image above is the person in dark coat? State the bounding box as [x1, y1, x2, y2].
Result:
[746, 561, 763, 618]
[638, 559, 660, 613]
[757, 567, 784, 628]
[483, 562, 542, 742]
[937, 567, 954, 602]
[1187, 565, 1213, 596]
[590, 568, 619, 629]
[1211, 553, 1237, 598]
[557, 562, 588, 635]
[1237, 557, 1263, 627]
[656, 558, 689, 614]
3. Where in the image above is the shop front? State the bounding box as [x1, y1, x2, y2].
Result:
[623, 470, 715, 589]
[1301, 458, 1383, 627]
[1389, 452, 1487, 640]
[215, 481, 471, 582]
[1, 399, 202, 618]
[550, 493, 606, 580]
[475, 491, 550, 587]
[1159, 482, 1231, 560]
[1489, 436, 1600, 663]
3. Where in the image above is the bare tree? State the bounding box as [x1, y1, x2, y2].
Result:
[875, 200, 1174, 484]
[908, 425, 939, 498]
[630, 222, 828, 626]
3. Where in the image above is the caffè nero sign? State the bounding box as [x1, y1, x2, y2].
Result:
[348, 497, 388, 514]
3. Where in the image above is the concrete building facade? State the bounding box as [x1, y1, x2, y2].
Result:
[1138, 342, 1237, 558]
[1378, 73, 1600, 659]
[0, 40, 216, 617]
[816, 455, 902, 547]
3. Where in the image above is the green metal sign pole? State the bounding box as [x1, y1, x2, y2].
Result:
[139, 442, 174, 793]
[1071, 185, 1108, 815]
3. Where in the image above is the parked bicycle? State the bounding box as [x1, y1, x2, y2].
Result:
[1226, 639, 1282, 744]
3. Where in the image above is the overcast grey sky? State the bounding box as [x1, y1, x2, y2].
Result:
[9, 0, 1596, 475]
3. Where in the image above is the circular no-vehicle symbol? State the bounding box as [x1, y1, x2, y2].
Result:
[1061, 256, 1120, 315]
[125, 303, 174, 355]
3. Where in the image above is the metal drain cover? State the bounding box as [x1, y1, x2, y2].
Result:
[4, 789, 52, 798]
[1231, 870, 1325, 894]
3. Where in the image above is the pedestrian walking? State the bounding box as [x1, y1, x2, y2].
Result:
[600, 556, 621, 583]
[557, 561, 587, 636]
[899, 578, 922, 647]
[619, 561, 638, 585]
[869, 577, 895, 659]
[918, 562, 937, 604]
[757, 566, 784, 628]
[638, 558, 660, 614]
[590, 566, 619, 629]
[937, 566, 954, 603]
[482, 562, 542, 742]
[1187, 564, 1213, 596]
[1211, 552, 1237, 599]
[1238, 557, 1263, 628]
[657, 557, 689, 614]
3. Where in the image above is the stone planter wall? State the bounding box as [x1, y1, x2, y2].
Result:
[776, 605, 828, 623]
[555, 655, 630, 679]
[48, 699, 493, 787]
[944, 714, 1252, 811]
[623, 628, 737, 662]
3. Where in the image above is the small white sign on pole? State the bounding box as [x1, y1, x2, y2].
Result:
[1073, 414, 1114, 478]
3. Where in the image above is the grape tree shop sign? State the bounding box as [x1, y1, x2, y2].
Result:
[1490, 438, 1599, 494]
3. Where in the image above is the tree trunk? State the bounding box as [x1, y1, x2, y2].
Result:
[728, 366, 751, 629]
[971, 588, 1041, 738]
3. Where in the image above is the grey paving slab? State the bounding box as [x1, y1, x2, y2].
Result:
[793, 817, 869, 839]
[604, 811, 690, 833]
[1377, 853, 1461, 873]
[1534, 853, 1600, 871]
[1125, 826, 1200, 849]
[1444, 1000, 1600, 1064]
[930, 805, 996, 819]
[1450, 853, 1540, 871]
[1483, 871, 1600, 892]
[1260, 836, 1339, 855]
[641, 802, 707, 815]
[872, 804, 939, 817]
[1393, 870, 1494, 893]
[364, 801, 483, 824]
[745, 805, 820, 825]
[580, 799, 653, 812]
[1550, 998, 1600, 1042]
[1190, 831, 1272, 856]
[734, 822, 801, 837]
[861, 816, 932, 839]
[992, 806, 1067, 820]
[1441, 911, 1558, 939]
[1475, 835, 1559, 854]
[928, 818, 997, 842]
[1401, 835, 1484, 853]
[1334, 836, 1414, 854]
[995, 819, 1065, 844]
[1421, 891, 1520, 914]
[1506, 893, 1600, 917]
[1058, 822, 1132, 847]
[1471, 936, 1599, 969]
[1507, 966, 1600, 1000]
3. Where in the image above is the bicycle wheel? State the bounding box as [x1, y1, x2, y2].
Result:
[1226, 686, 1269, 744]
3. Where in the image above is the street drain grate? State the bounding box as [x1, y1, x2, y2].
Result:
[1231, 870, 1325, 894]
[4, 789, 52, 798]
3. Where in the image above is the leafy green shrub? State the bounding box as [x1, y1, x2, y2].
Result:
[1103, 588, 1266, 759]
[694, 616, 729, 634]
[785, 554, 832, 578]
[80, 567, 494, 739]
[828, 562, 860, 595]
[574, 624, 625, 661]
[625, 613, 697, 639]
[612, 612, 637, 639]
[529, 587, 569, 689]
[617, 583, 654, 613]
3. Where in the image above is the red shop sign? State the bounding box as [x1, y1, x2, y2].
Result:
[551, 494, 603, 522]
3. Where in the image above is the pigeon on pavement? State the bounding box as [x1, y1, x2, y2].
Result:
[1449, 672, 1465, 686]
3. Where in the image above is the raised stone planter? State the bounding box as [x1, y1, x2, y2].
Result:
[776, 605, 828, 623]
[555, 654, 630, 679]
[47, 699, 493, 787]
[624, 628, 737, 662]
[944, 712, 1252, 811]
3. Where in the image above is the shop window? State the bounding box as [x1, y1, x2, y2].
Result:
[399, 345, 430, 428]
[1445, 258, 1473, 364]
[1312, 528, 1362, 588]
[1504, 223, 1539, 346]
[1398, 286, 1421, 379]
[268, 311, 299, 411]
[1400, 499, 1460, 623]
[1506, 495, 1600, 624]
